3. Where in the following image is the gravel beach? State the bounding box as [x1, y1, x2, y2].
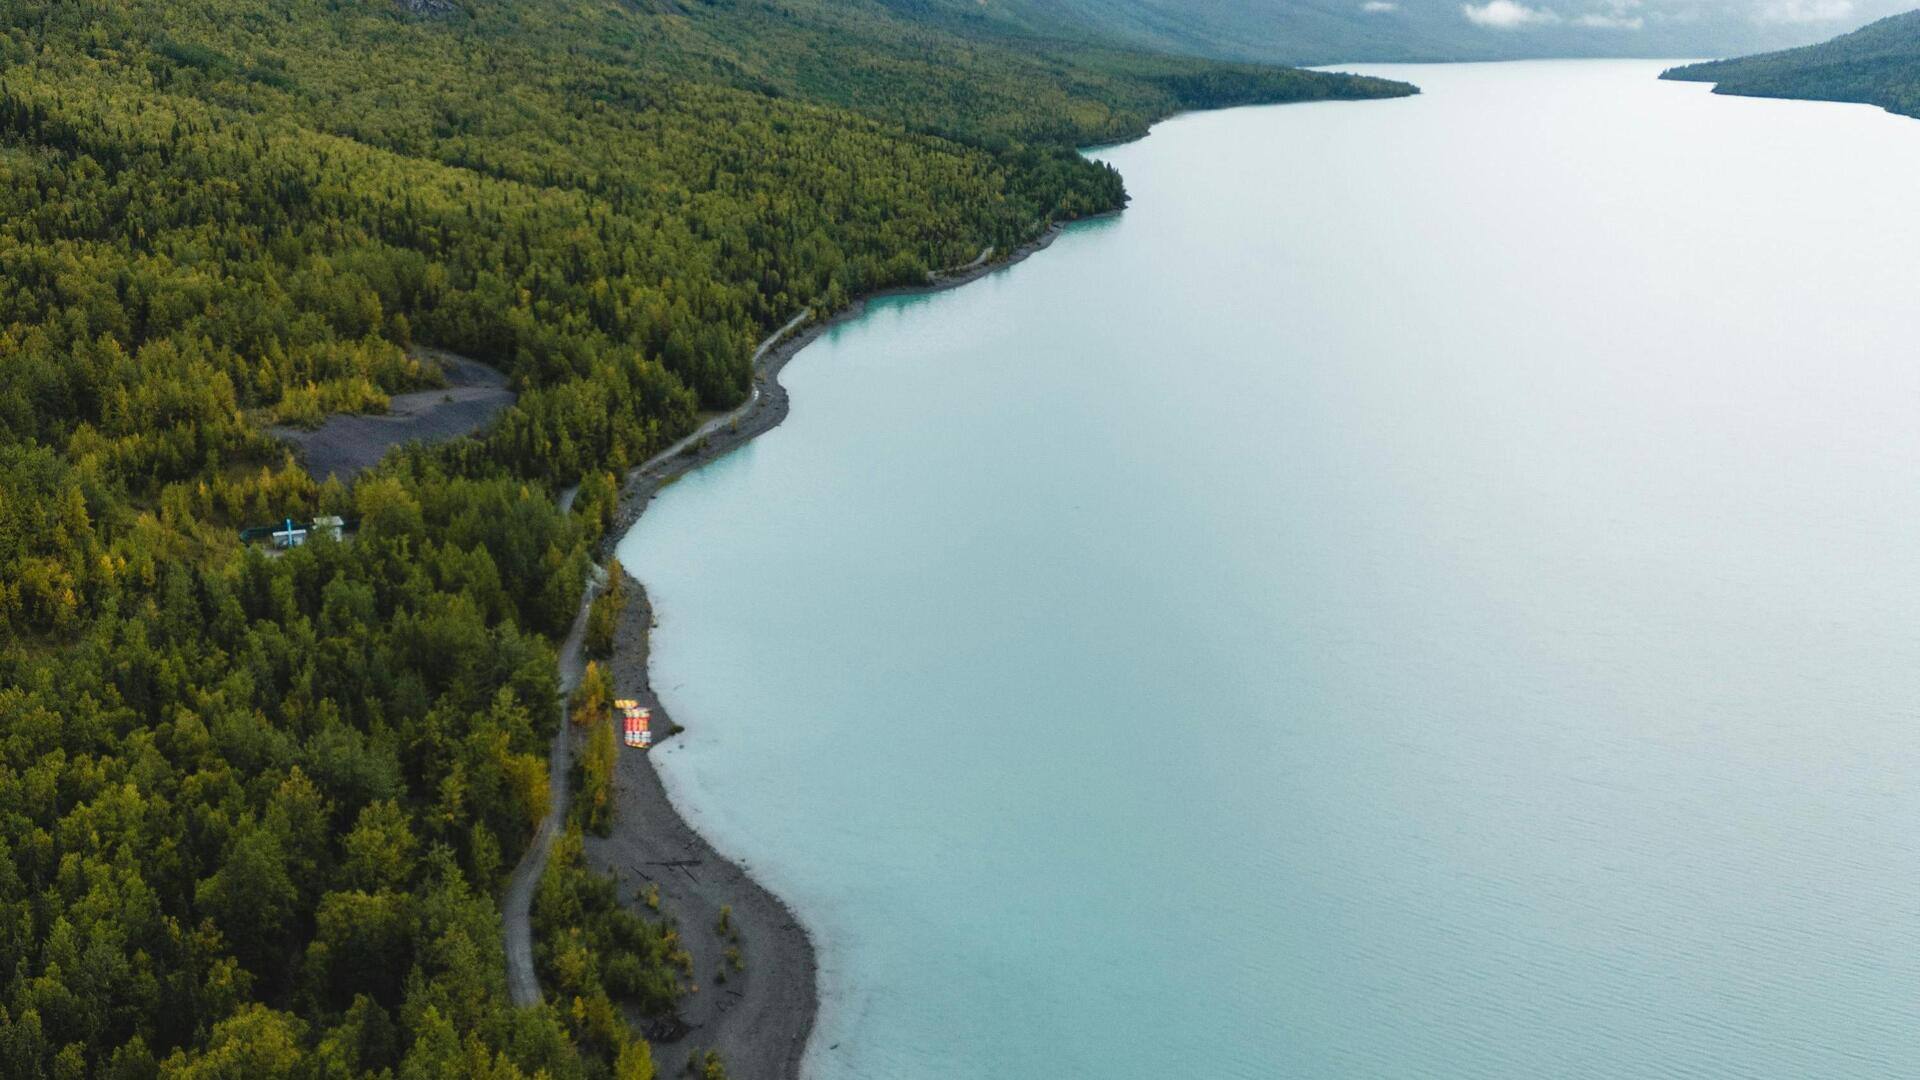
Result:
[559, 219, 1094, 1077]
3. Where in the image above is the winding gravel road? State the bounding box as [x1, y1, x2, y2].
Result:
[500, 565, 599, 1007]
[500, 310, 809, 1010]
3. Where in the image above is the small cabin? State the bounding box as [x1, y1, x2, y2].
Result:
[615, 698, 652, 749]
[239, 515, 356, 549]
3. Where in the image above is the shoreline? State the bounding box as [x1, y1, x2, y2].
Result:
[599, 216, 1095, 543]
[579, 216, 1097, 1077]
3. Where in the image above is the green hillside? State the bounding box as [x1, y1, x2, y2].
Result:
[0, 1, 1410, 1076]
[1663, 11, 1920, 119]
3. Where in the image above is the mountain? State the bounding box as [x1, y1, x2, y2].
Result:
[1662, 10, 1920, 118]
[553, 0, 1414, 144]
[944, 0, 1920, 67]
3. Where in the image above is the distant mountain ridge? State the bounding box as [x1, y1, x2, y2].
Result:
[1662, 10, 1920, 119]
[902, 0, 1920, 67]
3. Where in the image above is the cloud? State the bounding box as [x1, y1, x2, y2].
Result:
[1360, 1, 1398, 10]
[1462, 0, 1560, 26]
[1574, 0, 1645, 26]
[1755, 0, 1853, 20]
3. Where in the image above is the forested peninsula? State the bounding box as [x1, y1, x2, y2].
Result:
[1663, 10, 1920, 119]
[0, 1, 1412, 1075]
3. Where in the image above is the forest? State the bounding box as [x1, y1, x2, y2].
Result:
[1663, 11, 1920, 120]
[0, 0, 1411, 1075]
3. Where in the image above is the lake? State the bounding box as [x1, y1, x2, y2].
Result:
[617, 60, 1920, 1078]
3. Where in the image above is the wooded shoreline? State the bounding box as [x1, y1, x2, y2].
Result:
[572, 217, 1093, 1077]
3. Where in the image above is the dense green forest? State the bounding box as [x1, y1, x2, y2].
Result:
[1663, 11, 1920, 120]
[0, 0, 1411, 1075]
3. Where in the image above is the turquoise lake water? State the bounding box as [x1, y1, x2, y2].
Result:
[618, 61, 1920, 1078]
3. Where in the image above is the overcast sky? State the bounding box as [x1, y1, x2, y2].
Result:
[1301, 0, 1915, 60]
[1423, 0, 1909, 43]
[1041, 0, 1908, 66]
